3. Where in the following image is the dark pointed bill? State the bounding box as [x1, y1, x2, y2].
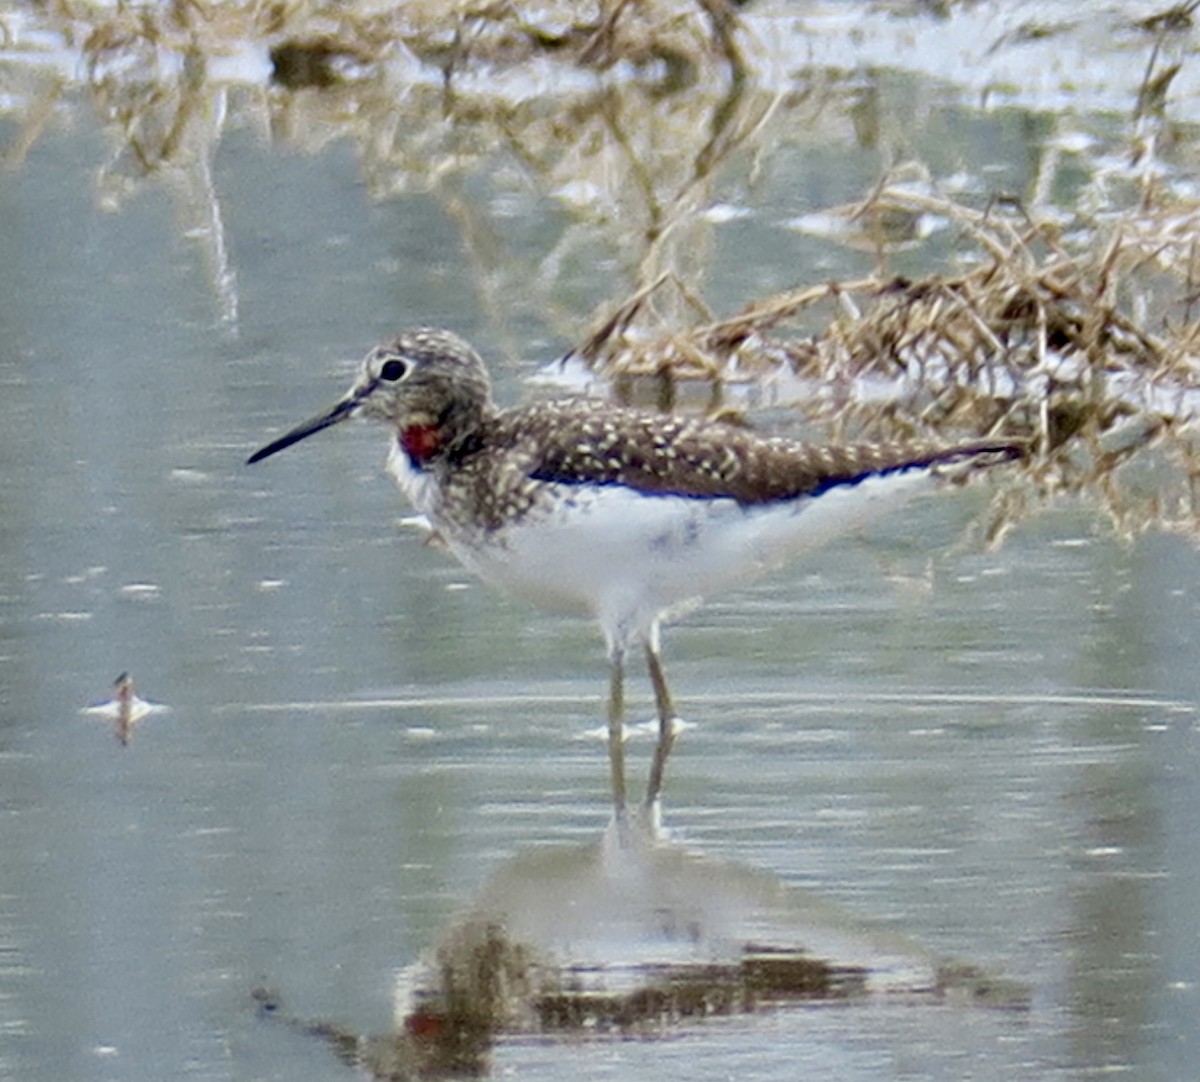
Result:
[246, 394, 359, 464]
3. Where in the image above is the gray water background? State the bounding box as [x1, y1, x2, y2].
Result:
[1, 25, 1199, 1081]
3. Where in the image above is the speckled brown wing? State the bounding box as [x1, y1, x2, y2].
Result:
[507, 400, 1022, 506]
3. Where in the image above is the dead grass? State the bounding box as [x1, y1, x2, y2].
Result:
[5, 0, 1200, 543]
[568, 178, 1200, 545]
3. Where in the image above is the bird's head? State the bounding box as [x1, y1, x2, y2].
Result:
[247, 328, 492, 466]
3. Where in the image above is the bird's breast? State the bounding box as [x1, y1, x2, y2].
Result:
[381, 449, 940, 635]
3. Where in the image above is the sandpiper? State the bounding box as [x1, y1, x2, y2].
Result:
[248, 328, 1021, 824]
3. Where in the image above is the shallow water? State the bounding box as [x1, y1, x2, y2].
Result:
[2, 9, 1200, 1079]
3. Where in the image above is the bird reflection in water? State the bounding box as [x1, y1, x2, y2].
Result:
[256, 823, 1028, 1078]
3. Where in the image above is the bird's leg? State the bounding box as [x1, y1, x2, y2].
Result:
[607, 645, 628, 821]
[642, 632, 678, 813]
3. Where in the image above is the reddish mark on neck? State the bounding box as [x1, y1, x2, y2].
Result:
[400, 423, 442, 465]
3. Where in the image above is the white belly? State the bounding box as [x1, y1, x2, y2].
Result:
[387, 443, 935, 648]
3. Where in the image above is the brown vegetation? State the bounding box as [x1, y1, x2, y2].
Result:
[3, 0, 1198, 545]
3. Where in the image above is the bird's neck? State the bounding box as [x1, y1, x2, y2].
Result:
[399, 401, 491, 469]
[399, 422, 443, 465]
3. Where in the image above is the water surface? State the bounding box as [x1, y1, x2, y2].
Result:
[1, 11, 1199, 1079]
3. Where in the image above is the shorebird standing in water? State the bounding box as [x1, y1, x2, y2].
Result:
[248, 328, 1021, 826]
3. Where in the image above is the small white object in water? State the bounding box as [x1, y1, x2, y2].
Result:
[80, 672, 169, 746]
[580, 717, 694, 741]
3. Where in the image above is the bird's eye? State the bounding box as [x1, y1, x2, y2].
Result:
[379, 358, 408, 382]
